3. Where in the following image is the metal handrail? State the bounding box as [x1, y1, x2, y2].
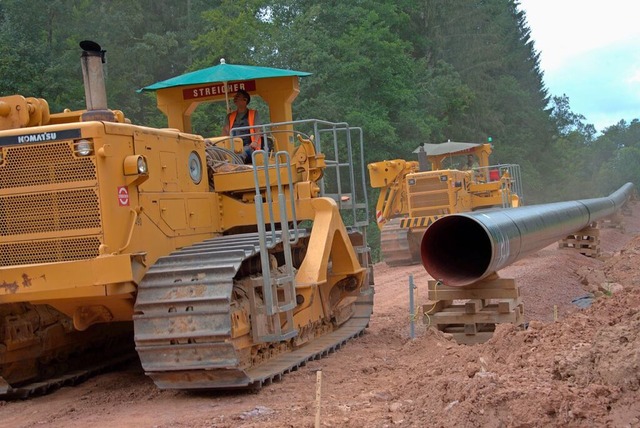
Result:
[234, 118, 370, 231]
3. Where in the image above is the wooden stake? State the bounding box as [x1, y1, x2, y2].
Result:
[315, 370, 322, 428]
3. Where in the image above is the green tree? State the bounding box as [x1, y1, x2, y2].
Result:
[0, 0, 211, 125]
[596, 146, 640, 195]
[0, 0, 85, 111]
[594, 120, 640, 194]
[400, 0, 556, 201]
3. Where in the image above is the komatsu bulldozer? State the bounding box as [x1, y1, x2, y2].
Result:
[368, 141, 522, 266]
[0, 41, 372, 396]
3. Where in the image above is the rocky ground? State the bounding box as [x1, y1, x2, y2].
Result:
[1, 201, 639, 428]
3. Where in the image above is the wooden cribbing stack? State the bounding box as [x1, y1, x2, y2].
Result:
[599, 211, 626, 230]
[419, 184, 635, 345]
[558, 223, 600, 257]
[423, 275, 523, 345]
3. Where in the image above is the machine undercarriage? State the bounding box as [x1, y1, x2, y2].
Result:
[133, 231, 373, 390]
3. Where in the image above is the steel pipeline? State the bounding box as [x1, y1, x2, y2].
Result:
[420, 182, 635, 286]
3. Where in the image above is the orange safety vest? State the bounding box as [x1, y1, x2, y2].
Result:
[228, 109, 260, 148]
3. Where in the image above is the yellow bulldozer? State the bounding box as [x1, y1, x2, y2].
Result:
[0, 41, 372, 396]
[368, 141, 522, 266]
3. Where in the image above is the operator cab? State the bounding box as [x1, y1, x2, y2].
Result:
[139, 60, 311, 163]
[413, 141, 490, 184]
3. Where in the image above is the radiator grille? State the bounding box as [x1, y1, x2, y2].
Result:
[0, 141, 103, 266]
[0, 189, 101, 236]
[0, 237, 101, 266]
[410, 194, 451, 210]
[0, 142, 96, 189]
[408, 175, 448, 193]
[407, 175, 451, 216]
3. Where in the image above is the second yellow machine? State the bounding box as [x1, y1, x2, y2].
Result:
[368, 141, 522, 266]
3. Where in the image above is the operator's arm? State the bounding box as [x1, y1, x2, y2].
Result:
[222, 113, 231, 136]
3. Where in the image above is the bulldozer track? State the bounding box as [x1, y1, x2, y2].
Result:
[0, 341, 136, 399]
[133, 231, 373, 390]
[380, 218, 422, 266]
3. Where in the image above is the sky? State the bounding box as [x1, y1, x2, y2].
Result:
[518, 0, 640, 132]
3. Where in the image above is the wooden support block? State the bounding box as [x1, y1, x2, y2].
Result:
[435, 303, 467, 313]
[559, 225, 601, 258]
[465, 300, 483, 314]
[497, 299, 518, 313]
[580, 247, 600, 257]
[599, 213, 624, 229]
[430, 306, 520, 324]
[422, 299, 453, 315]
[425, 277, 523, 345]
[560, 236, 599, 245]
[428, 278, 517, 291]
[427, 278, 520, 300]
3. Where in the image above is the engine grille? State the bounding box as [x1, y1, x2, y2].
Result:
[0, 141, 96, 189]
[407, 174, 451, 217]
[1, 237, 101, 266]
[409, 175, 449, 193]
[0, 141, 102, 266]
[0, 189, 101, 236]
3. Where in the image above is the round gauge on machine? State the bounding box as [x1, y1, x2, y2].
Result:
[188, 151, 202, 184]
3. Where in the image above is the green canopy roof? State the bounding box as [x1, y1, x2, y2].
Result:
[413, 141, 482, 156]
[139, 61, 311, 92]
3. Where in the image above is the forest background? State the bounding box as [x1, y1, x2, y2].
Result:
[1, 0, 639, 257]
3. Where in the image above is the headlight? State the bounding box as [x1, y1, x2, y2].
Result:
[123, 155, 148, 176]
[123, 154, 150, 186]
[188, 151, 202, 184]
[137, 156, 148, 174]
[74, 139, 94, 156]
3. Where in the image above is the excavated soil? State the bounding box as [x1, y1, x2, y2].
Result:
[1, 202, 640, 428]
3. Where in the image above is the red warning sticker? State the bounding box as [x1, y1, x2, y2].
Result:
[117, 186, 129, 206]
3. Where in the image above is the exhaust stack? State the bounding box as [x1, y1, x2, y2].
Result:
[79, 40, 115, 122]
[421, 183, 635, 287]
